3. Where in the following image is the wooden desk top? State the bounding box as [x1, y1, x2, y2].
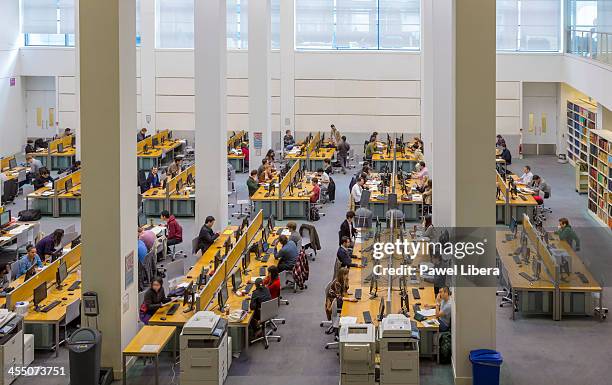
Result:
[57, 185, 81, 199]
[123, 325, 175, 356]
[2, 166, 27, 181]
[50, 147, 76, 157]
[28, 186, 54, 198]
[137, 140, 182, 158]
[148, 228, 238, 326]
[367, 177, 422, 204]
[310, 148, 336, 160]
[372, 150, 418, 162]
[23, 270, 82, 323]
[142, 187, 167, 200]
[227, 153, 245, 160]
[342, 242, 439, 330]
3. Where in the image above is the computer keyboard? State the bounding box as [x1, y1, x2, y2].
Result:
[576, 272, 589, 284]
[519, 272, 535, 282]
[242, 299, 250, 311]
[68, 281, 81, 291]
[166, 303, 179, 315]
[412, 288, 421, 299]
[354, 289, 362, 300]
[243, 283, 254, 294]
[3, 224, 19, 232]
[362, 311, 372, 324]
[41, 301, 61, 313]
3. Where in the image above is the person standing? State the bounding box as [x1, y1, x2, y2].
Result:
[337, 136, 350, 174]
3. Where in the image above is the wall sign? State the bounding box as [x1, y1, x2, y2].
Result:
[124, 251, 134, 289]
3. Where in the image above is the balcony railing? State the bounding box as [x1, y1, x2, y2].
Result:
[567, 29, 612, 66]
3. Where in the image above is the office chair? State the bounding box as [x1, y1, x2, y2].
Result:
[324, 298, 340, 350]
[1, 179, 18, 205]
[320, 281, 334, 333]
[270, 297, 287, 329]
[59, 299, 81, 345]
[534, 190, 552, 222]
[299, 226, 317, 261]
[250, 298, 282, 349]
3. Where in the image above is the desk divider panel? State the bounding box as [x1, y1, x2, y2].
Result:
[246, 210, 264, 245]
[7, 259, 61, 310]
[55, 170, 81, 192]
[49, 135, 73, 153]
[137, 136, 153, 153]
[197, 262, 227, 311]
[227, 130, 245, 149]
[522, 214, 558, 283]
[153, 129, 170, 144]
[497, 172, 508, 202]
[64, 244, 82, 272]
[168, 164, 195, 196]
[0, 156, 16, 170]
[280, 160, 300, 196]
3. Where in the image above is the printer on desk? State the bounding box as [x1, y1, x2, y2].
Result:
[180, 311, 231, 385]
[0, 311, 23, 385]
[379, 314, 420, 385]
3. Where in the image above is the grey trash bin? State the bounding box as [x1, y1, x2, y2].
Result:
[68, 328, 101, 385]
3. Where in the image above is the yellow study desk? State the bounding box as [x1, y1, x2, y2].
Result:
[142, 165, 195, 217]
[495, 172, 538, 225]
[5, 245, 82, 356]
[123, 325, 176, 385]
[284, 132, 337, 171]
[1, 156, 28, 183]
[496, 215, 603, 320]
[26, 170, 82, 217]
[366, 175, 423, 222]
[34, 136, 76, 170]
[372, 147, 419, 173]
[137, 130, 184, 171]
[227, 130, 247, 173]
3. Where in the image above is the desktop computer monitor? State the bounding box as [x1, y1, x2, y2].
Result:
[377, 296, 386, 321]
[168, 131, 173, 140]
[0, 210, 11, 228]
[218, 281, 229, 309]
[25, 265, 37, 280]
[186, 174, 194, 186]
[509, 218, 518, 237]
[242, 251, 251, 271]
[33, 281, 47, 309]
[8, 158, 16, 169]
[71, 235, 81, 248]
[152, 137, 159, 147]
[214, 250, 223, 271]
[224, 238, 232, 257]
[71, 135, 76, 147]
[268, 216, 275, 232]
[57, 144, 64, 153]
[56, 261, 68, 288]
[182, 281, 194, 308]
[176, 179, 183, 194]
[65, 179, 73, 192]
[263, 226, 270, 243]
[61, 232, 79, 250]
[232, 268, 242, 291]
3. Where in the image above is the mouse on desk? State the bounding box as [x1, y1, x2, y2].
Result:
[160, 317, 167, 321]
[68, 293, 73, 295]
[62, 297, 67, 300]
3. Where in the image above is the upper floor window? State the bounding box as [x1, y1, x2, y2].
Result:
[22, 0, 74, 46]
[295, 0, 421, 50]
[496, 0, 561, 52]
[157, 0, 279, 49]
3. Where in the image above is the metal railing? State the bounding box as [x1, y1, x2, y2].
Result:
[567, 29, 612, 66]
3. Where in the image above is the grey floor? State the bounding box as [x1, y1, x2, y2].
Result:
[10, 155, 612, 385]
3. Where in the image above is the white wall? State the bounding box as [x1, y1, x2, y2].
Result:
[0, 0, 25, 156]
[24, 76, 56, 138]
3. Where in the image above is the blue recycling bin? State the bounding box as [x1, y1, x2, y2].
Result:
[470, 349, 503, 385]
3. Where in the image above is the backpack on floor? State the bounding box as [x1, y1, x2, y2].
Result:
[18, 209, 41, 222]
[309, 206, 320, 221]
[439, 332, 452, 364]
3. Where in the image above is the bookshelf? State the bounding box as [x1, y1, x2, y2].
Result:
[575, 161, 589, 194]
[587, 129, 612, 230]
[566, 100, 597, 166]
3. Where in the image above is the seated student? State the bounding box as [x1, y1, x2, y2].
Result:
[283, 130, 295, 149]
[61, 128, 72, 138]
[161, 210, 182, 252]
[339, 211, 358, 245]
[138, 226, 156, 251]
[137, 127, 148, 142]
[496, 134, 506, 148]
[412, 161, 429, 181]
[499, 144, 512, 165]
[323, 158, 333, 175]
[309, 177, 321, 204]
[263, 266, 281, 299]
[424, 287, 453, 332]
[351, 177, 366, 208]
[286, 222, 302, 248]
[138, 239, 148, 263]
[518, 165, 533, 185]
[275, 235, 298, 273]
[265, 149, 276, 166]
[418, 215, 436, 240]
[167, 157, 183, 178]
[145, 167, 161, 191]
[249, 278, 272, 331]
[68, 160, 81, 174]
[32, 167, 54, 190]
[256, 159, 268, 181]
[337, 236, 360, 268]
[35, 229, 64, 260]
[555, 218, 580, 251]
[197, 216, 219, 254]
[17, 245, 43, 278]
[246, 170, 259, 197]
[325, 267, 357, 320]
[422, 179, 433, 206]
[530, 175, 551, 204]
[25, 140, 36, 154]
[139, 277, 171, 324]
[26, 155, 43, 178]
[317, 168, 330, 190]
[240, 142, 250, 168]
[364, 139, 377, 161]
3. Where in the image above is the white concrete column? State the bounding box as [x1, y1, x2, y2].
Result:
[419, 0, 433, 168]
[79, 0, 138, 378]
[194, 0, 228, 229]
[427, 1, 497, 384]
[280, 0, 295, 142]
[140, 0, 156, 132]
[248, 0, 272, 169]
[74, 0, 81, 159]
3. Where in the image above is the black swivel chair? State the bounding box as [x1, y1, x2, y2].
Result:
[1, 179, 18, 205]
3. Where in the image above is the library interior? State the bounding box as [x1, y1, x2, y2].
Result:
[2, 1, 612, 385]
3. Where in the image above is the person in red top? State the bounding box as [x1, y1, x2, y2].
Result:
[263, 265, 281, 299]
[161, 210, 182, 253]
[241, 142, 249, 168]
[310, 177, 320, 203]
